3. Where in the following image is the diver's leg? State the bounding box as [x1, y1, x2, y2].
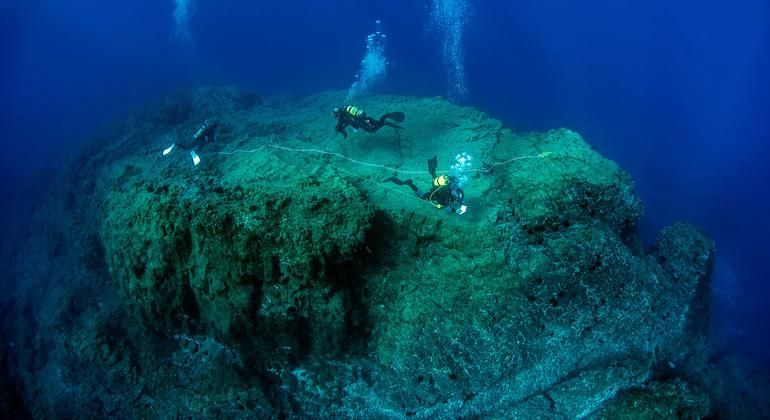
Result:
[413, 184, 427, 198]
[175, 141, 193, 151]
[178, 136, 206, 151]
[362, 118, 383, 132]
[165, 140, 194, 156]
[173, 139, 202, 165]
[386, 176, 409, 186]
[386, 177, 424, 197]
[378, 112, 404, 130]
[406, 180, 424, 197]
[163, 139, 196, 155]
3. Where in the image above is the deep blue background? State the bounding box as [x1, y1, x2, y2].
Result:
[2, 0, 768, 364]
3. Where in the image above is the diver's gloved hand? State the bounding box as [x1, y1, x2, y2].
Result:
[456, 205, 467, 215]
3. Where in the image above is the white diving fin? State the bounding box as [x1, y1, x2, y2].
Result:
[190, 151, 201, 166]
[162, 144, 175, 156]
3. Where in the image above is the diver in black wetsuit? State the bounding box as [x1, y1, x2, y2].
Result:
[387, 156, 467, 215]
[332, 105, 405, 139]
[162, 119, 218, 166]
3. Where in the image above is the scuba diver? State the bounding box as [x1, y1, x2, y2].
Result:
[387, 156, 467, 215]
[162, 119, 218, 166]
[332, 105, 405, 139]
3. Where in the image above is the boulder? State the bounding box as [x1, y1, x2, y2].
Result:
[3, 87, 719, 418]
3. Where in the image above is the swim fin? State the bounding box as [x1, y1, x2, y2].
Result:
[382, 112, 405, 123]
[383, 121, 404, 129]
[163, 144, 175, 156]
[427, 156, 438, 178]
[191, 151, 201, 166]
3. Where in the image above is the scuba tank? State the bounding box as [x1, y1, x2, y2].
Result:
[193, 119, 213, 139]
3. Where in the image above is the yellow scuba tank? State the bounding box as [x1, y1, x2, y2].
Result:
[428, 176, 449, 209]
[345, 106, 364, 118]
[433, 175, 449, 187]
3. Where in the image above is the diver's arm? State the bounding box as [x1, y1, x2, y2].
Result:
[335, 119, 348, 139]
[451, 192, 467, 214]
[442, 186, 466, 214]
[205, 127, 216, 144]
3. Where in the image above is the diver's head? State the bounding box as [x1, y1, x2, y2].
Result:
[332, 107, 341, 117]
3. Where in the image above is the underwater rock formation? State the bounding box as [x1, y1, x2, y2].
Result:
[1, 86, 724, 417]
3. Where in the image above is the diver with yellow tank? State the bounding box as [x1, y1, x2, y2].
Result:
[387, 155, 468, 215]
[332, 105, 405, 139]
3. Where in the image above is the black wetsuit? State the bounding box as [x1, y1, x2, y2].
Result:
[387, 156, 466, 213]
[334, 106, 404, 139]
[177, 120, 217, 151]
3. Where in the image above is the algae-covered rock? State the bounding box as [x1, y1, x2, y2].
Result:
[101, 147, 374, 364]
[341, 118, 712, 417]
[3, 86, 723, 418]
[590, 378, 711, 419]
[490, 129, 642, 235]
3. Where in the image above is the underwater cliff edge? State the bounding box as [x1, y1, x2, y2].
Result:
[2, 86, 767, 418]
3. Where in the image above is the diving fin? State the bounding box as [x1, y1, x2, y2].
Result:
[191, 151, 201, 166]
[427, 156, 438, 178]
[383, 121, 404, 129]
[163, 144, 175, 156]
[385, 112, 405, 123]
[386, 177, 412, 186]
[387, 177, 422, 196]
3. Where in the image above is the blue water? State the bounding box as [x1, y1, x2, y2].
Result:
[2, 0, 769, 369]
